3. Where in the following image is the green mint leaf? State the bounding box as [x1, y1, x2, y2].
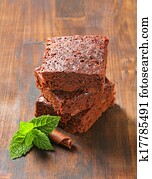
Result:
[10, 142, 33, 160]
[10, 131, 26, 144]
[9, 131, 33, 160]
[9, 115, 59, 160]
[19, 121, 33, 134]
[32, 129, 53, 150]
[25, 131, 34, 147]
[30, 115, 60, 135]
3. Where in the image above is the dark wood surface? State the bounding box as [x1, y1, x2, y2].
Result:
[0, 0, 136, 178]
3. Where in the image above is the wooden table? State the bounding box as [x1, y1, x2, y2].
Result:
[0, 0, 136, 178]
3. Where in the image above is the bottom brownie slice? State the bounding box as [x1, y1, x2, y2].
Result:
[35, 79, 115, 133]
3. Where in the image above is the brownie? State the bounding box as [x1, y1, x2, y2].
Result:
[34, 35, 109, 92]
[34, 96, 57, 117]
[59, 93, 115, 133]
[35, 95, 71, 123]
[35, 79, 115, 133]
[59, 79, 115, 133]
[41, 88, 99, 116]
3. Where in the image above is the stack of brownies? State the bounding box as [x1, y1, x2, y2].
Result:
[34, 35, 115, 134]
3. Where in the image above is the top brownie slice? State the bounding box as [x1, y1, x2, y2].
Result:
[35, 35, 109, 92]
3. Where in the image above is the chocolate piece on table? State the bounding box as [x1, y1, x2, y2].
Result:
[35, 78, 115, 133]
[49, 129, 72, 149]
[34, 35, 109, 93]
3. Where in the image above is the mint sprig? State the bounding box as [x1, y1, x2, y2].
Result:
[30, 115, 59, 135]
[32, 129, 53, 150]
[9, 115, 60, 160]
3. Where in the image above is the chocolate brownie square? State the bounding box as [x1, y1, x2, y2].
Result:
[35, 79, 115, 133]
[35, 35, 109, 93]
[40, 77, 111, 116]
[41, 88, 98, 116]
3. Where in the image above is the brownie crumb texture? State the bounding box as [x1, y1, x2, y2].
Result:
[34, 35, 115, 133]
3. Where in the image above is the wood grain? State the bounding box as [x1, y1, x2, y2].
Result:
[0, 0, 136, 179]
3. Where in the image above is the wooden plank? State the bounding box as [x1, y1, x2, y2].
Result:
[0, 0, 136, 178]
[55, 0, 85, 18]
